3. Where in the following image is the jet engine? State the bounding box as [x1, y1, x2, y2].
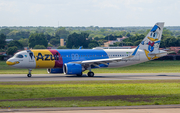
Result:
[47, 68, 63, 74]
[63, 63, 83, 75]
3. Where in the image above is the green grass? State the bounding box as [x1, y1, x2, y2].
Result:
[1, 82, 180, 100]
[1, 61, 180, 74]
[0, 80, 180, 108]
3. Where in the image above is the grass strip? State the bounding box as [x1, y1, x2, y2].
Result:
[0, 80, 180, 108]
[1, 83, 180, 100]
[0, 79, 180, 85]
[0, 100, 164, 108]
[0, 95, 180, 108]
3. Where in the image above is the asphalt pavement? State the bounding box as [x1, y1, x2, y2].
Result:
[0, 73, 180, 81]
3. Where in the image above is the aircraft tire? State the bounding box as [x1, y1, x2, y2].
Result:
[88, 72, 94, 77]
[27, 74, 32, 77]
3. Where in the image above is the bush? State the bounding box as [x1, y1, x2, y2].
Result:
[33, 45, 46, 49]
[0, 55, 4, 60]
[88, 43, 98, 49]
[0, 49, 5, 52]
[7, 46, 18, 55]
[57, 46, 67, 49]
[48, 44, 53, 47]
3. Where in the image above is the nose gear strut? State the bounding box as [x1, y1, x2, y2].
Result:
[27, 69, 32, 77]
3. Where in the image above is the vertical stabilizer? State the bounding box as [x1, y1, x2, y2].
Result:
[131, 22, 164, 60]
[139, 22, 164, 52]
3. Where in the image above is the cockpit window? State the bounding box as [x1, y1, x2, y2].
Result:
[16, 54, 23, 58]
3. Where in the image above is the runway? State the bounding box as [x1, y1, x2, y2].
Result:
[0, 73, 180, 81]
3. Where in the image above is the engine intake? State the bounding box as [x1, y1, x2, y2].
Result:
[63, 63, 82, 75]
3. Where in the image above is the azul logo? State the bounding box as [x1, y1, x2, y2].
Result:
[36, 52, 59, 61]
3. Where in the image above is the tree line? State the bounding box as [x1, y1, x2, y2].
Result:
[1, 26, 180, 56]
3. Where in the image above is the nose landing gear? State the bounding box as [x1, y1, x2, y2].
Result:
[27, 69, 32, 77]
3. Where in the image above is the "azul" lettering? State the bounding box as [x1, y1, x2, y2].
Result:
[36, 52, 59, 61]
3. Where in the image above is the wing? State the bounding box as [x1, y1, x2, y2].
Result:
[69, 46, 139, 68]
[69, 55, 133, 68]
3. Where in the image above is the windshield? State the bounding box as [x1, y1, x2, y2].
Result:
[14, 54, 24, 58]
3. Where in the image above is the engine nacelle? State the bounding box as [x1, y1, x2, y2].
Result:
[63, 63, 82, 75]
[47, 68, 63, 74]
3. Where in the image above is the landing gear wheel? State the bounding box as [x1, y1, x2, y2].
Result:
[76, 72, 83, 77]
[88, 72, 94, 77]
[27, 74, 31, 77]
[27, 69, 32, 77]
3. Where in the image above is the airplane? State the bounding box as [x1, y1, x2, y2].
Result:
[6, 22, 167, 77]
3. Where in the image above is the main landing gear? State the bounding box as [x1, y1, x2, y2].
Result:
[87, 72, 94, 77]
[76, 72, 94, 77]
[27, 69, 32, 77]
[87, 67, 94, 77]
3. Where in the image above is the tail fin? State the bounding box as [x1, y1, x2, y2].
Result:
[132, 22, 164, 58]
[139, 22, 164, 53]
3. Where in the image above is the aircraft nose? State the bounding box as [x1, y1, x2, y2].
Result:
[6, 60, 14, 66]
[6, 60, 19, 66]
